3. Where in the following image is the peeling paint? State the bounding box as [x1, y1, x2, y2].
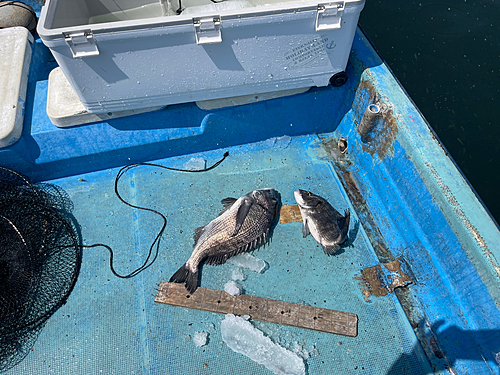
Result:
[394, 288, 453, 371]
[425, 162, 500, 279]
[356, 258, 414, 302]
[355, 78, 399, 159]
[385, 258, 414, 292]
[321, 143, 394, 264]
[357, 264, 388, 300]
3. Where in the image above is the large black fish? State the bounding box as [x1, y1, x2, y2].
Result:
[294, 189, 350, 255]
[170, 188, 280, 293]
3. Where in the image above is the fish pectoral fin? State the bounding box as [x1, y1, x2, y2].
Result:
[231, 198, 253, 236]
[205, 247, 242, 265]
[205, 253, 229, 266]
[302, 219, 310, 238]
[322, 244, 340, 255]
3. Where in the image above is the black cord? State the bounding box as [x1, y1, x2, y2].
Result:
[176, 0, 183, 15]
[88, 151, 229, 278]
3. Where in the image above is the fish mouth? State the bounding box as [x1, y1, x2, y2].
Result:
[258, 188, 280, 201]
[293, 189, 307, 204]
[294, 189, 318, 208]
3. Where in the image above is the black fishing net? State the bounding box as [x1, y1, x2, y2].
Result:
[0, 167, 81, 372]
[0, 152, 229, 372]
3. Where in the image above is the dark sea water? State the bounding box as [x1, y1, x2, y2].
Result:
[359, 0, 500, 224]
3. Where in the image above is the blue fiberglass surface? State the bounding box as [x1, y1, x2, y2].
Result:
[330, 30, 500, 373]
[1, 40, 352, 182]
[2, 23, 500, 374]
[4, 139, 430, 375]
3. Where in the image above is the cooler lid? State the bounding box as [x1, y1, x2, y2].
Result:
[38, 0, 365, 43]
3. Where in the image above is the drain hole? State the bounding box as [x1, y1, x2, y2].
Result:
[338, 137, 348, 154]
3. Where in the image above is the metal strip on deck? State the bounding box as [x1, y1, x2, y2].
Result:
[155, 281, 358, 337]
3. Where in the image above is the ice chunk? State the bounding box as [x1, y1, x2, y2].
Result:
[275, 135, 291, 148]
[291, 343, 318, 360]
[205, 322, 216, 332]
[183, 157, 206, 171]
[308, 344, 319, 358]
[263, 137, 277, 148]
[193, 331, 209, 348]
[293, 343, 310, 360]
[263, 135, 291, 149]
[227, 253, 267, 273]
[232, 267, 246, 281]
[224, 280, 242, 296]
[495, 351, 500, 366]
[221, 314, 305, 375]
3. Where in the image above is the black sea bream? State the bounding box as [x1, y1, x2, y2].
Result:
[170, 189, 280, 293]
[294, 189, 350, 255]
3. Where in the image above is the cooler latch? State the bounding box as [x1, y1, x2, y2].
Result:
[64, 31, 100, 58]
[316, 3, 344, 31]
[193, 17, 222, 45]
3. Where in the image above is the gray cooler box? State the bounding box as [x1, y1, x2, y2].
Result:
[37, 0, 365, 113]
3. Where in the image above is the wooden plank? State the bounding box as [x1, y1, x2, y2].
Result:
[265, 299, 285, 325]
[314, 308, 332, 333]
[155, 281, 357, 337]
[249, 296, 268, 321]
[280, 301, 300, 327]
[297, 305, 316, 330]
[201, 288, 222, 313]
[233, 294, 253, 316]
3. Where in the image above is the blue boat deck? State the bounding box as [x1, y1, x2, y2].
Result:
[1, 17, 500, 375]
[7, 138, 430, 374]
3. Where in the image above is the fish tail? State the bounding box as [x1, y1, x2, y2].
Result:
[169, 264, 200, 294]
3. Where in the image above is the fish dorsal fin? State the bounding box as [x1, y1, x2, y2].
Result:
[221, 197, 237, 208]
[231, 198, 253, 237]
[218, 197, 237, 216]
[337, 208, 350, 228]
[193, 226, 205, 243]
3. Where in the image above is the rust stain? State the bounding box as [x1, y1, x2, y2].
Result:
[394, 287, 453, 370]
[385, 258, 413, 292]
[356, 258, 414, 302]
[324, 154, 394, 263]
[320, 137, 353, 166]
[279, 204, 302, 224]
[358, 264, 388, 298]
[355, 79, 399, 159]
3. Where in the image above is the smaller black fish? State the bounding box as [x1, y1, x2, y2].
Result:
[294, 189, 350, 254]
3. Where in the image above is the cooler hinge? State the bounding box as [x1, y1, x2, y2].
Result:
[193, 16, 222, 45]
[316, 2, 344, 31]
[64, 30, 100, 58]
